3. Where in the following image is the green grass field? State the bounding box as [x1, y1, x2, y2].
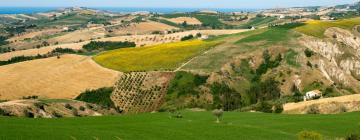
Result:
[285, 49, 301, 67]
[93, 40, 222, 72]
[294, 18, 360, 38]
[238, 16, 277, 28]
[0, 111, 359, 140]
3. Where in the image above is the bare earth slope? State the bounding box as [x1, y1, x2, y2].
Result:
[0, 54, 119, 100]
[165, 17, 202, 25]
[284, 94, 360, 114]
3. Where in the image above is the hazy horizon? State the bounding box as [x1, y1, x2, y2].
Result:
[0, 0, 357, 9]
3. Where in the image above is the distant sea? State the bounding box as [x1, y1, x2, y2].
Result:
[0, 7, 258, 14]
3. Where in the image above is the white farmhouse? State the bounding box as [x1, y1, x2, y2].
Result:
[304, 90, 322, 101]
[201, 35, 209, 40]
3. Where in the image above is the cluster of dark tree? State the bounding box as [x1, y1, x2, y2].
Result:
[180, 34, 194, 41]
[82, 41, 136, 52]
[51, 48, 78, 54]
[180, 33, 202, 41]
[88, 17, 111, 26]
[210, 82, 241, 111]
[0, 46, 15, 53]
[22, 95, 39, 100]
[304, 48, 314, 57]
[0, 36, 9, 46]
[167, 71, 208, 97]
[34, 41, 51, 49]
[4, 24, 36, 36]
[75, 87, 115, 108]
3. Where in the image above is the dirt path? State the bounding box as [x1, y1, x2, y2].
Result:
[174, 47, 213, 72]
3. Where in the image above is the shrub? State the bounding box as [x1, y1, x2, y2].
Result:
[22, 95, 38, 99]
[181, 34, 194, 41]
[86, 103, 94, 109]
[304, 48, 314, 57]
[167, 71, 208, 97]
[65, 103, 73, 110]
[52, 111, 63, 118]
[346, 134, 360, 140]
[306, 105, 320, 114]
[23, 109, 35, 118]
[307, 61, 313, 68]
[79, 106, 86, 111]
[273, 103, 284, 113]
[0, 36, 9, 46]
[72, 108, 80, 117]
[75, 87, 115, 108]
[170, 111, 183, 118]
[0, 108, 11, 116]
[212, 109, 223, 123]
[34, 102, 47, 110]
[298, 131, 323, 140]
[255, 101, 273, 113]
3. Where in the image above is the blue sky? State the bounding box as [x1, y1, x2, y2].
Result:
[0, 0, 357, 9]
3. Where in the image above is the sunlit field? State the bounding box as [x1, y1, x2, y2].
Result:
[93, 40, 222, 72]
[295, 18, 360, 38]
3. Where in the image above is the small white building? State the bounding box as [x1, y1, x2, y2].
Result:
[201, 35, 209, 40]
[304, 90, 322, 101]
[62, 27, 69, 31]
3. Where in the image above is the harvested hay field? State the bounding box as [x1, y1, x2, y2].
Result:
[108, 21, 177, 36]
[48, 26, 106, 44]
[165, 17, 202, 25]
[284, 94, 360, 114]
[93, 40, 223, 72]
[0, 54, 119, 100]
[0, 42, 87, 61]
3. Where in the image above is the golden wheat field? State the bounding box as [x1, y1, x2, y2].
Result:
[295, 18, 360, 37]
[0, 54, 119, 100]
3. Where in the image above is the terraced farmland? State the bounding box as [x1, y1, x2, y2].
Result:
[93, 40, 223, 72]
[111, 72, 174, 113]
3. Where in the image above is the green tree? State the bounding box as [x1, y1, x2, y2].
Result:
[292, 84, 303, 102]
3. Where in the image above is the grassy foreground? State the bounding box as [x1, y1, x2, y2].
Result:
[93, 40, 222, 72]
[0, 111, 359, 140]
[294, 18, 360, 38]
